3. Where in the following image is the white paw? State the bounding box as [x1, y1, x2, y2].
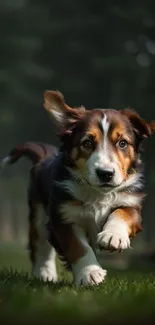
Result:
[97, 230, 130, 252]
[33, 263, 58, 282]
[74, 265, 107, 287]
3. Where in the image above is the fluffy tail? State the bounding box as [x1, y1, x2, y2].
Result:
[0, 142, 57, 166]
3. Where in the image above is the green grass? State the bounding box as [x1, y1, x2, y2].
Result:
[0, 244, 155, 325]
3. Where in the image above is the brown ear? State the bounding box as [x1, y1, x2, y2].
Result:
[121, 108, 155, 139]
[43, 90, 85, 127]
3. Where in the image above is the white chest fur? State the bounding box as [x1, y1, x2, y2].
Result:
[59, 179, 141, 231]
[60, 194, 112, 230]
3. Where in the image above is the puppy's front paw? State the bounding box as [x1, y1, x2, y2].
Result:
[97, 230, 130, 252]
[74, 265, 107, 287]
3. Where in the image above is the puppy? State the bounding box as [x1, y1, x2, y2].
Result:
[1, 90, 155, 287]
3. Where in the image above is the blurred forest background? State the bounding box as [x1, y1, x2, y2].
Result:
[0, 0, 155, 266]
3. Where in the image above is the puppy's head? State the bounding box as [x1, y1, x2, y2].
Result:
[44, 90, 155, 190]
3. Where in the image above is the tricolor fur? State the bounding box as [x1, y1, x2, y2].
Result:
[1, 90, 155, 287]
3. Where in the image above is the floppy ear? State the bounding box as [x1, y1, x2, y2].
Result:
[121, 108, 155, 139]
[43, 90, 85, 129]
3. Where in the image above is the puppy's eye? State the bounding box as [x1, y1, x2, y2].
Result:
[118, 139, 128, 149]
[82, 139, 93, 150]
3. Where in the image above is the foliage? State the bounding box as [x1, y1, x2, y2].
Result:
[1, 1, 155, 244]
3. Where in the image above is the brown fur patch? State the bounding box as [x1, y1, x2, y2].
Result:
[87, 126, 102, 143]
[113, 207, 142, 238]
[110, 123, 135, 178]
[75, 157, 87, 169]
[48, 221, 86, 264]
[71, 142, 93, 170]
[111, 125, 131, 144]
[117, 146, 135, 178]
[71, 147, 78, 160]
[71, 123, 104, 169]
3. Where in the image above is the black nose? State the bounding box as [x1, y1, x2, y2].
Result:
[96, 167, 115, 183]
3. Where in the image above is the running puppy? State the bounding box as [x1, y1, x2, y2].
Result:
[1, 90, 155, 287]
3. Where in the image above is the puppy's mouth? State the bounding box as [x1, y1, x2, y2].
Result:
[99, 183, 117, 188]
[79, 175, 122, 189]
[88, 179, 122, 190]
[67, 167, 124, 190]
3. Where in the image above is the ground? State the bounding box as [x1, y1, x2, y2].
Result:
[0, 243, 155, 325]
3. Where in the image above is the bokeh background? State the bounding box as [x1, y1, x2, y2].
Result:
[0, 0, 155, 270]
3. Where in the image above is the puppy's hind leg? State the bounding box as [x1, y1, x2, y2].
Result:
[28, 202, 58, 282]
